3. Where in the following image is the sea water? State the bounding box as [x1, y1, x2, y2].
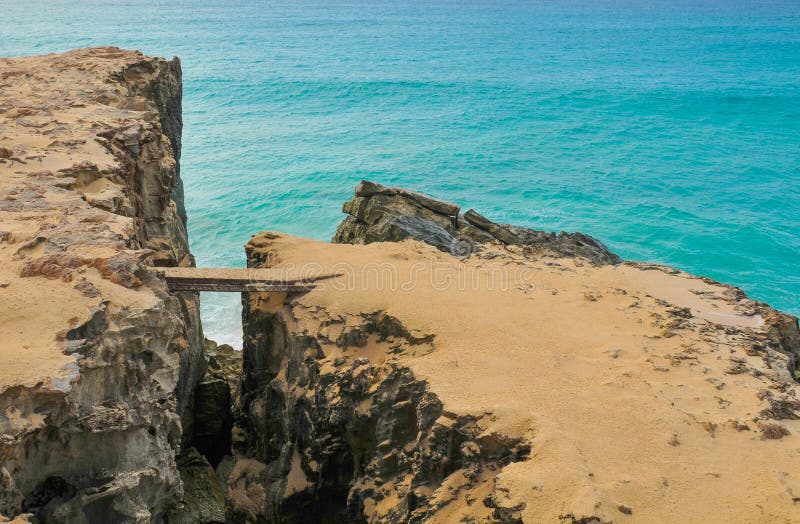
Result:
[2, 0, 799, 346]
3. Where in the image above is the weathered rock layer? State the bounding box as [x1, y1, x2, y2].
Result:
[333, 180, 621, 265]
[4, 48, 800, 524]
[233, 184, 800, 523]
[0, 48, 207, 521]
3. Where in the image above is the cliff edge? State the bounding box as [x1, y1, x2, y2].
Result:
[3, 47, 800, 524]
[233, 182, 800, 523]
[0, 48, 207, 521]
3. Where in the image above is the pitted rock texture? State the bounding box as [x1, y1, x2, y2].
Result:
[231, 241, 531, 524]
[333, 180, 621, 265]
[233, 231, 800, 523]
[0, 48, 204, 521]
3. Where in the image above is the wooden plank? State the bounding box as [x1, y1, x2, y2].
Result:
[157, 267, 325, 280]
[166, 282, 314, 293]
[156, 267, 340, 293]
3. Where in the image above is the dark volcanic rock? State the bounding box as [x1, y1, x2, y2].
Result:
[333, 180, 621, 265]
[167, 448, 226, 524]
[191, 339, 242, 468]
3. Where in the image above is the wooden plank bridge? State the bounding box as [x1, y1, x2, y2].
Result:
[157, 267, 337, 293]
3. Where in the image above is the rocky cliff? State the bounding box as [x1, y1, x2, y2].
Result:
[233, 182, 800, 523]
[0, 48, 211, 522]
[3, 48, 800, 524]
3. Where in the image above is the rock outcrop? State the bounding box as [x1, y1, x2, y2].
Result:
[333, 180, 621, 265]
[0, 48, 207, 521]
[232, 184, 800, 523]
[233, 238, 531, 523]
[4, 49, 800, 524]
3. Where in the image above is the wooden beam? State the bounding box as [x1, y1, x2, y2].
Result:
[155, 267, 339, 293]
[165, 281, 315, 293]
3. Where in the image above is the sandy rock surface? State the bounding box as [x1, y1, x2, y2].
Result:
[0, 48, 204, 521]
[234, 226, 800, 523]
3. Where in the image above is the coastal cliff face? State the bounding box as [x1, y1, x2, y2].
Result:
[0, 48, 206, 521]
[234, 264, 531, 523]
[3, 48, 800, 524]
[233, 183, 800, 523]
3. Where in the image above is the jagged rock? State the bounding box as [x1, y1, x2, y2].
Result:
[167, 448, 226, 524]
[0, 48, 205, 521]
[334, 180, 621, 264]
[393, 187, 460, 217]
[233, 231, 800, 523]
[354, 180, 396, 197]
[233, 240, 532, 522]
[371, 214, 458, 253]
[191, 339, 242, 468]
[463, 208, 519, 244]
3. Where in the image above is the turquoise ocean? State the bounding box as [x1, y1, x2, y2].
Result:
[2, 1, 799, 346]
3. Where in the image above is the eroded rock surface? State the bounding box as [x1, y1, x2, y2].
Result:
[333, 180, 621, 265]
[167, 447, 227, 524]
[4, 49, 800, 524]
[234, 215, 799, 522]
[233, 240, 531, 524]
[0, 48, 205, 521]
[192, 339, 243, 470]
